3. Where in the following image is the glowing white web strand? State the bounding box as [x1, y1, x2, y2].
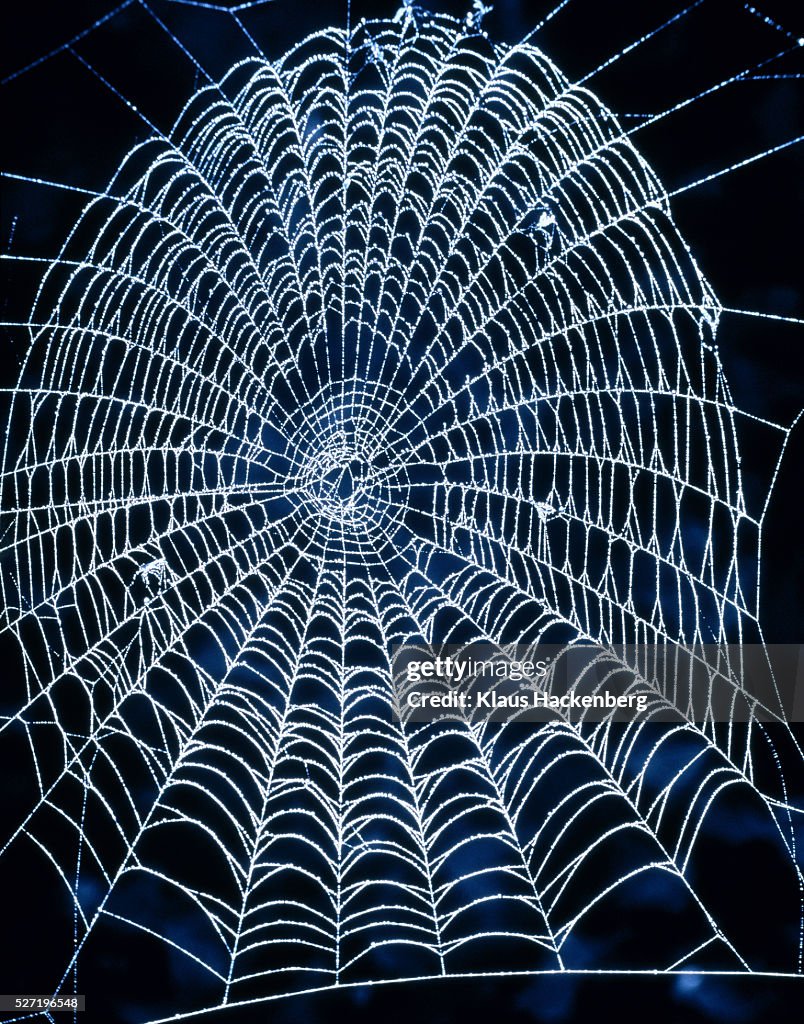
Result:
[0, 8, 802, 1020]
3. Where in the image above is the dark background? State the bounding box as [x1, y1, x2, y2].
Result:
[1, 2, 802, 1022]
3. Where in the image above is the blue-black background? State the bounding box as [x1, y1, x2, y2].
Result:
[2, 2, 802, 1022]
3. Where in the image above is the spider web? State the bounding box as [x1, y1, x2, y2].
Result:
[0, 7, 802, 1020]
